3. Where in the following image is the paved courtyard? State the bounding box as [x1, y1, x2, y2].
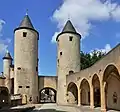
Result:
[29, 103, 120, 112]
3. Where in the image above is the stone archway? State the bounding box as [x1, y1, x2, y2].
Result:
[0, 87, 9, 107]
[67, 82, 78, 104]
[103, 64, 120, 110]
[39, 87, 56, 103]
[80, 79, 90, 105]
[92, 74, 101, 107]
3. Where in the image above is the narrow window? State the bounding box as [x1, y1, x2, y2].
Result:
[23, 32, 27, 37]
[26, 86, 30, 88]
[57, 59, 59, 63]
[69, 70, 74, 74]
[113, 92, 117, 104]
[60, 52, 62, 56]
[36, 67, 38, 71]
[69, 36, 73, 41]
[17, 67, 21, 70]
[29, 97, 32, 102]
[19, 86, 22, 88]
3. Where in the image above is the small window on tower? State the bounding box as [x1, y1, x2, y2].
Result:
[69, 70, 74, 74]
[26, 86, 30, 88]
[60, 52, 62, 56]
[69, 36, 73, 41]
[23, 32, 27, 37]
[17, 67, 21, 70]
[19, 86, 22, 88]
[57, 59, 59, 63]
[36, 67, 38, 71]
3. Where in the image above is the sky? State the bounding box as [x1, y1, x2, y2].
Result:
[0, 0, 120, 76]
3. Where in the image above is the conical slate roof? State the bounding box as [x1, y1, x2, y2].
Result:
[62, 20, 76, 33]
[3, 51, 12, 60]
[56, 20, 81, 41]
[19, 14, 34, 29]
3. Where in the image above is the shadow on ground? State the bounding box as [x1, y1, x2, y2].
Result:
[31, 109, 67, 112]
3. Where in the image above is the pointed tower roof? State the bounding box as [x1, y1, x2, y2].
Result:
[19, 14, 34, 29]
[3, 51, 13, 60]
[62, 20, 76, 33]
[56, 20, 81, 41]
[14, 13, 39, 37]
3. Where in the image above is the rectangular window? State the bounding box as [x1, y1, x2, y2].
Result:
[36, 67, 38, 71]
[19, 86, 22, 88]
[69, 36, 73, 41]
[23, 32, 27, 37]
[60, 52, 62, 56]
[57, 59, 59, 63]
[26, 86, 30, 88]
[17, 67, 21, 70]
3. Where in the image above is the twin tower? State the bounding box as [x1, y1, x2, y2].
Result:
[3, 14, 81, 104]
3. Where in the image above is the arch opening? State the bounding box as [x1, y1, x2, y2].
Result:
[0, 87, 9, 107]
[67, 82, 78, 105]
[103, 64, 120, 110]
[80, 79, 90, 105]
[92, 74, 101, 107]
[39, 87, 56, 103]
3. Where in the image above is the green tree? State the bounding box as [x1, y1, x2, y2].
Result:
[81, 50, 105, 70]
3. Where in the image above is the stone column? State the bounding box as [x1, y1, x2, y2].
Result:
[100, 82, 106, 112]
[90, 84, 94, 109]
[78, 88, 81, 106]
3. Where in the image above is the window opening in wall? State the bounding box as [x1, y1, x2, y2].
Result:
[17, 67, 21, 70]
[36, 67, 38, 71]
[19, 86, 22, 88]
[23, 32, 27, 37]
[29, 97, 32, 102]
[113, 92, 117, 104]
[57, 59, 59, 63]
[69, 70, 74, 74]
[60, 52, 62, 56]
[69, 36, 73, 41]
[26, 86, 30, 88]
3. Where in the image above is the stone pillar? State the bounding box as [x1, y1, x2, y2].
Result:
[78, 88, 81, 106]
[90, 84, 94, 109]
[100, 82, 106, 112]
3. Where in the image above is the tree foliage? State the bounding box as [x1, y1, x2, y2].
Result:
[81, 50, 105, 70]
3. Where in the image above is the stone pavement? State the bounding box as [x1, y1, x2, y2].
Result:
[31, 103, 120, 112]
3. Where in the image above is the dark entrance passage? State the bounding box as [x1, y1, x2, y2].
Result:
[0, 87, 9, 107]
[39, 87, 56, 103]
[92, 74, 101, 107]
[94, 88, 100, 107]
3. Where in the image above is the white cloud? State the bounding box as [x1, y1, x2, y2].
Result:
[0, 19, 11, 54]
[0, 43, 8, 54]
[51, 0, 120, 43]
[0, 19, 5, 37]
[90, 44, 112, 56]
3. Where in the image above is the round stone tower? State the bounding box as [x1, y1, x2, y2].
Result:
[56, 20, 81, 105]
[3, 51, 13, 93]
[14, 14, 39, 103]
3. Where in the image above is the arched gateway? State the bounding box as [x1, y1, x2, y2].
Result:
[0, 87, 9, 106]
[103, 64, 120, 110]
[39, 87, 56, 103]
